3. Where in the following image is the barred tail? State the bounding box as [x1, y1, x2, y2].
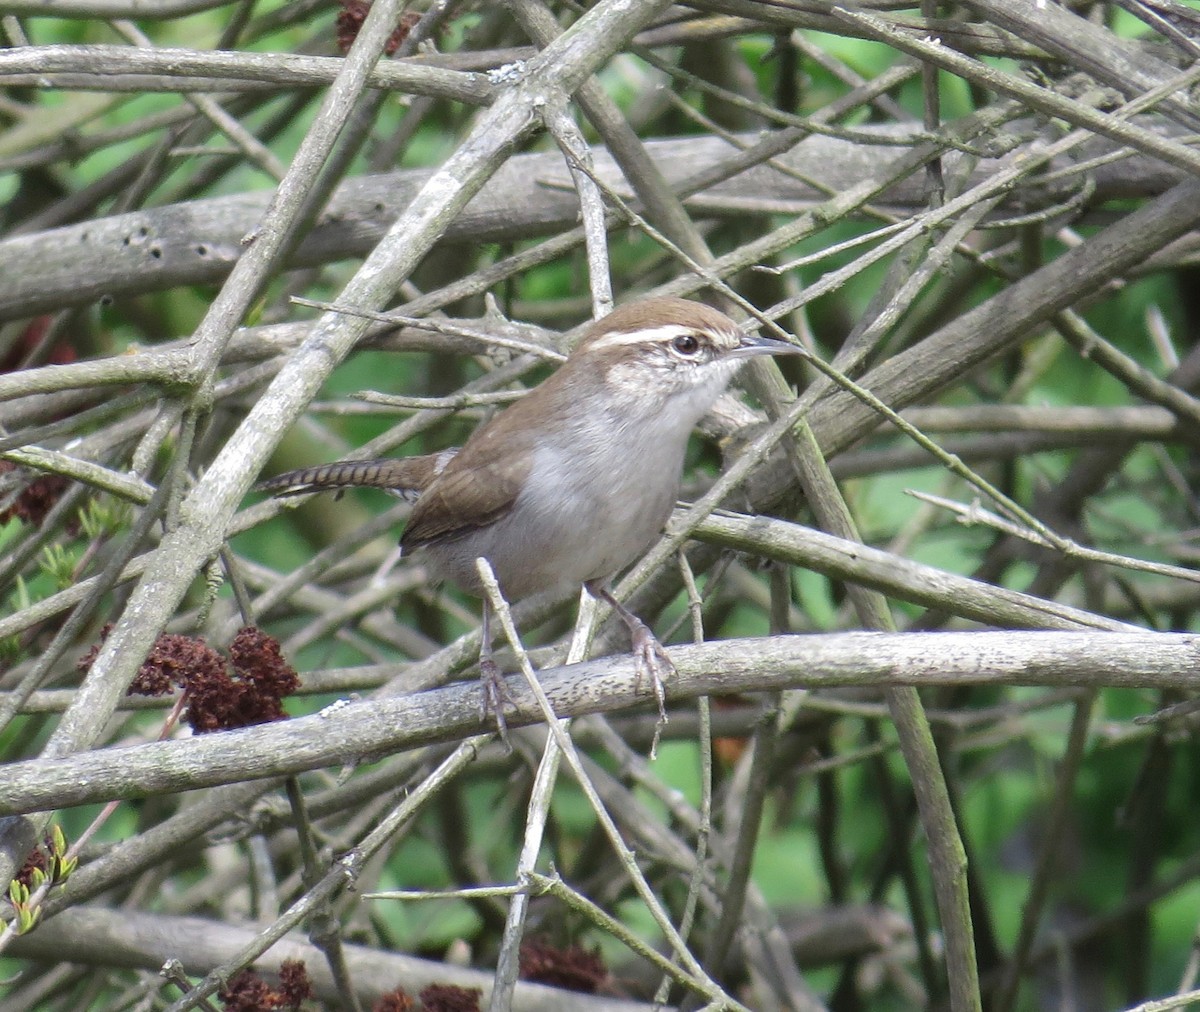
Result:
[257, 451, 457, 503]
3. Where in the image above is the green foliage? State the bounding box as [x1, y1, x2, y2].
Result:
[76, 496, 128, 541]
[37, 543, 76, 591]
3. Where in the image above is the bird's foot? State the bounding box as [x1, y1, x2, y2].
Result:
[479, 658, 515, 751]
[583, 582, 673, 758]
[628, 620, 674, 759]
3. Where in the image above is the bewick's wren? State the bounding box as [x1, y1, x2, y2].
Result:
[262, 297, 801, 730]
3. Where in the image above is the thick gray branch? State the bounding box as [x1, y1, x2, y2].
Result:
[10, 906, 649, 1012]
[1, 631, 1196, 815]
[0, 45, 493, 102]
[0, 125, 1186, 322]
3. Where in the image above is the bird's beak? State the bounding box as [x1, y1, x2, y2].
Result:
[731, 332, 805, 359]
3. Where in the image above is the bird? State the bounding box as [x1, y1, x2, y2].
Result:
[261, 296, 802, 734]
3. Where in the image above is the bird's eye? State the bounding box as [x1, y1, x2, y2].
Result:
[671, 333, 701, 356]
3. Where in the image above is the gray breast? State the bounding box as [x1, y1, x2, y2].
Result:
[421, 429, 686, 601]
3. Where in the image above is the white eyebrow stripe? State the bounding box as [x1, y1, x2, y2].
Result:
[586, 324, 697, 352]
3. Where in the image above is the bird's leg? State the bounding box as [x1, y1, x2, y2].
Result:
[479, 600, 513, 747]
[587, 581, 672, 726]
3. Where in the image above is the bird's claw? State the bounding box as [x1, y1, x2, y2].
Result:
[629, 622, 674, 759]
[480, 658, 515, 751]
